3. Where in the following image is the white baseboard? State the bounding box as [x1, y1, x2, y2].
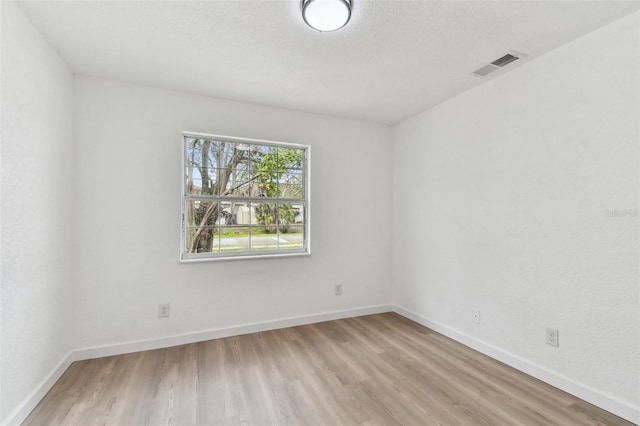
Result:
[1, 351, 74, 426]
[392, 305, 640, 425]
[73, 304, 393, 361]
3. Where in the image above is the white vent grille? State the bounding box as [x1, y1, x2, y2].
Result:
[473, 51, 527, 77]
[491, 53, 519, 67]
[473, 64, 499, 77]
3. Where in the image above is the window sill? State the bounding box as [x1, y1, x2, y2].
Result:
[179, 251, 311, 263]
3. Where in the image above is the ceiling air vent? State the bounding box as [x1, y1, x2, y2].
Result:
[473, 51, 526, 77]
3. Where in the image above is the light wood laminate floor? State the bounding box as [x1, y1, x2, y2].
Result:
[25, 313, 633, 425]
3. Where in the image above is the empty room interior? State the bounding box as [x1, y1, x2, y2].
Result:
[1, 0, 639, 425]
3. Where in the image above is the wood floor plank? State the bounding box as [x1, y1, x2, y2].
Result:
[24, 313, 634, 426]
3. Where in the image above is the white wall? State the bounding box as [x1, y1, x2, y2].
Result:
[392, 11, 639, 420]
[73, 76, 392, 349]
[0, 2, 75, 423]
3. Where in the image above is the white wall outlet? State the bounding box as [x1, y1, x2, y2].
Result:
[335, 283, 343, 296]
[546, 328, 559, 347]
[158, 303, 170, 318]
[472, 310, 480, 324]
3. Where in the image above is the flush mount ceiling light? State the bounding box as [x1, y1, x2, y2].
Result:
[302, 0, 351, 32]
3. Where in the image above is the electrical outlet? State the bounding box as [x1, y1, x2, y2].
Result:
[158, 303, 170, 318]
[546, 328, 559, 347]
[335, 283, 343, 296]
[472, 310, 480, 324]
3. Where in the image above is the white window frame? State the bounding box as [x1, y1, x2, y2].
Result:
[180, 131, 311, 262]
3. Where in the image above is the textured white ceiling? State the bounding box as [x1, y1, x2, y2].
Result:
[17, 1, 640, 125]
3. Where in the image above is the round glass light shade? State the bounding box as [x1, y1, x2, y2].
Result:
[302, 0, 351, 32]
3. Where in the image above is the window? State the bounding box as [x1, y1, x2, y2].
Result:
[181, 132, 310, 262]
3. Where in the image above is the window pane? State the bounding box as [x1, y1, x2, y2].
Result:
[185, 138, 222, 196]
[219, 168, 253, 197]
[278, 171, 303, 199]
[184, 201, 221, 254]
[279, 148, 304, 171]
[253, 202, 278, 233]
[187, 167, 218, 195]
[279, 203, 304, 250]
[219, 225, 250, 253]
[218, 141, 251, 169]
[186, 226, 220, 254]
[185, 201, 219, 227]
[251, 146, 279, 197]
[251, 145, 278, 170]
[185, 139, 220, 171]
[277, 203, 296, 227]
[276, 230, 303, 250]
[222, 201, 254, 225]
[252, 172, 278, 198]
[249, 226, 280, 251]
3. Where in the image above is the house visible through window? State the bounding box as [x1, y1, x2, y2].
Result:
[181, 132, 310, 261]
